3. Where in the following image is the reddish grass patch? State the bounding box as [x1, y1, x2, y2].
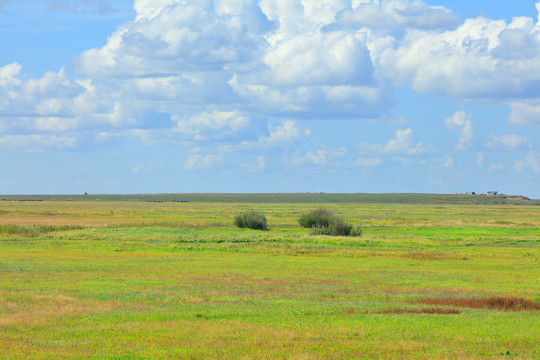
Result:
[343, 307, 460, 315]
[416, 297, 540, 312]
[376, 307, 461, 315]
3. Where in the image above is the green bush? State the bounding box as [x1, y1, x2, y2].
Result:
[310, 217, 362, 237]
[299, 208, 362, 237]
[234, 211, 268, 230]
[298, 208, 333, 228]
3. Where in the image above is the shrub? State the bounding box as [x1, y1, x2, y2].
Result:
[328, 217, 353, 236]
[299, 208, 362, 237]
[234, 211, 268, 230]
[310, 217, 362, 237]
[298, 208, 333, 228]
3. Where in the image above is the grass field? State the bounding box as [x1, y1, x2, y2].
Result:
[0, 194, 539, 359]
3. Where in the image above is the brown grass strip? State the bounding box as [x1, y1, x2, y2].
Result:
[343, 307, 460, 315]
[416, 296, 540, 312]
[376, 307, 461, 315]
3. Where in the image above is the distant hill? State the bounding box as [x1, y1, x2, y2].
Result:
[1, 193, 538, 205]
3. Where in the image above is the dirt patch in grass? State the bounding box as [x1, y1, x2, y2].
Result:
[415, 296, 540, 312]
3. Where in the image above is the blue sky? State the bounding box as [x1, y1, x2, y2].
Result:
[1, 0, 540, 198]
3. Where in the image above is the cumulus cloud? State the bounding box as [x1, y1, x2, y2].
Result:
[0, 64, 84, 118]
[291, 146, 348, 167]
[173, 111, 255, 142]
[131, 162, 164, 175]
[328, 0, 459, 31]
[440, 156, 454, 168]
[6, 0, 540, 160]
[230, 120, 311, 151]
[358, 128, 432, 158]
[74, 0, 395, 120]
[182, 153, 226, 172]
[0, 134, 77, 152]
[378, 13, 540, 99]
[445, 111, 473, 151]
[382, 128, 431, 155]
[77, 0, 270, 77]
[485, 134, 530, 151]
[508, 101, 540, 126]
[476, 152, 484, 167]
[241, 156, 267, 172]
[257, 156, 266, 170]
[68, 0, 540, 130]
[488, 163, 504, 171]
[264, 31, 374, 86]
[515, 152, 540, 173]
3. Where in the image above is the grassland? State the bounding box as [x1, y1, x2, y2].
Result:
[0, 194, 539, 359]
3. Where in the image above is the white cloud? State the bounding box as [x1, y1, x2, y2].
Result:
[382, 128, 432, 155]
[264, 31, 374, 86]
[357, 128, 432, 161]
[131, 162, 164, 175]
[488, 163, 504, 171]
[5, 0, 540, 160]
[182, 154, 225, 172]
[291, 146, 348, 167]
[440, 156, 454, 168]
[77, 1, 269, 78]
[241, 155, 267, 172]
[174, 111, 253, 141]
[261, 120, 311, 148]
[0, 65, 84, 118]
[0, 134, 77, 152]
[330, 0, 458, 31]
[229, 75, 389, 118]
[515, 152, 540, 173]
[378, 14, 540, 99]
[445, 111, 473, 151]
[232, 120, 311, 151]
[485, 134, 530, 151]
[75, 0, 394, 120]
[258, 0, 341, 43]
[508, 101, 540, 126]
[0, 63, 22, 87]
[476, 152, 484, 167]
[257, 156, 266, 170]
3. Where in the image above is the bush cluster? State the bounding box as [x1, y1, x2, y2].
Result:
[234, 211, 268, 230]
[298, 207, 332, 228]
[234, 207, 361, 236]
[299, 208, 362, 237]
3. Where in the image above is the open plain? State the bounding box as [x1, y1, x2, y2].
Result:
[0, 194, 539, 359]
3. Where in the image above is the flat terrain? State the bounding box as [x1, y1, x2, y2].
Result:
[0, 194, 539, 359]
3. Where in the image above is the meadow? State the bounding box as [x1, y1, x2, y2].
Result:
[0, 194, 539, 359]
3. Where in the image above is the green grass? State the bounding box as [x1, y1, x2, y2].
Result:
[0, 199, 539, 359]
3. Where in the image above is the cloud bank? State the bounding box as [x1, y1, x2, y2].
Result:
[2, 0, 540, 172]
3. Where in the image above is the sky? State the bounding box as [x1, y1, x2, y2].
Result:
[1, 0, 540, 198]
